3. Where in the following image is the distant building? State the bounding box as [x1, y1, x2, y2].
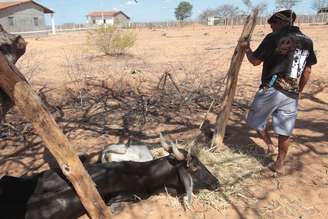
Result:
[207, 16, 225, 26]
[318, 7, 328, 14]
[86, 10, 130, 26]
[0, 0, 55, 33]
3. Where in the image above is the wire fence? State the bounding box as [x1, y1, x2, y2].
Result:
[10, 14, 328, 36]
[129, 21, 194, 28]
[207, 14, 328, 26]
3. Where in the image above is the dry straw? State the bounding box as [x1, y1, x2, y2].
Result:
[151, 141, 269, 212]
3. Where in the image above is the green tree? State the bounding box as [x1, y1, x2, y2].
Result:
[175, 1, 193, 21]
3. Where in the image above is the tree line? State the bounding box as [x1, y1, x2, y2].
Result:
[173, 0, 328, 23]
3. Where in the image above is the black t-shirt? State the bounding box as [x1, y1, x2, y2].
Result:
[253, 26, 317, 96]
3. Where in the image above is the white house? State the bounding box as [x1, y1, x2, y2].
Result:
[207, 16, 225, 26]
[86, 10, 130, 26]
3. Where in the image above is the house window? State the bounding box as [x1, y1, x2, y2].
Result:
[92, 19, 96, 24]
[34, 17, 39, 26]
[8, 17, 14, 26]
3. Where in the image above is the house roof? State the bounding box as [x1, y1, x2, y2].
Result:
[0, 0, 54, 14]
[87, 10, 130, 19]
[318, 7, 328, 12]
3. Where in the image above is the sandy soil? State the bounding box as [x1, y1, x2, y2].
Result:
[1, 23, 327, 219]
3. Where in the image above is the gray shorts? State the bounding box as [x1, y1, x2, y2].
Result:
[247, 87, 298, 136]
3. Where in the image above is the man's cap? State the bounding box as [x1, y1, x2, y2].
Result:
[268, 9, 297, 24]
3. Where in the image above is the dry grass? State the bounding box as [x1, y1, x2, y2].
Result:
[195, 146, 265, 210]
[16, 49, 44, 84]
[149, 140, 325, 219]
[150, 141, 269, 213]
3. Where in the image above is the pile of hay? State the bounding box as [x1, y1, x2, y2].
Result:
[151, 142, 271, 211]
[195, 145, 269, 211]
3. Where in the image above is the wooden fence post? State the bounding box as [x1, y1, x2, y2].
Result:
[212, 8, 258, 148]
[0, 28, 110, 218]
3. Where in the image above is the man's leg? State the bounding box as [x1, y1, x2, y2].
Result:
[257, 128, 275, 153]
[270, 92, 297, 173]
[269, 135, 290, 173]
[247, 87, 279, 153]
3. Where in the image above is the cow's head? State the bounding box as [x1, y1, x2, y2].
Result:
[160, 133, 220, 203]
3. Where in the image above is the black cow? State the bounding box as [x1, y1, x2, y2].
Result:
[0, 135, 219, 219]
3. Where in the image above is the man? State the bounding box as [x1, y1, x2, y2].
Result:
[241, 9, 317, 173]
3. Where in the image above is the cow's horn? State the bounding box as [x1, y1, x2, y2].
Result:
[171, 142, 185, 161]
[187, 147, 192, 167]
[160, 132, 171, 152]
[187, 140, 195, 164]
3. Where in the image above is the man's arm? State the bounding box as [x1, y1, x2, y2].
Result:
[245, 48, 262, 66]
[299, 66, 312, 94]
[240, 41, 262, 66]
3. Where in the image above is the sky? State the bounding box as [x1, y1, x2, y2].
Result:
[35, 0, 316, 25]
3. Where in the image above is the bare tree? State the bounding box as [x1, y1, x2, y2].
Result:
[198, 4, 241, 24]
[275, 0, 302, 9]
[242, 0, 253, 12]
[198, 9, 218, 23]
[242, 0, 268, 15]
[215, 4, 242, 17]
[258, 2, 268, 15]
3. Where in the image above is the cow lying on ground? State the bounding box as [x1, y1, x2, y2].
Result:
[0, 134, 219, 219]
[101, 143, 154, 163]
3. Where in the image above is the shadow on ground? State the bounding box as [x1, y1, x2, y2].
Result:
[0, 78, 327, 218]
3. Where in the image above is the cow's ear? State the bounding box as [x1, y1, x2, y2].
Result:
[177, 167, 193, 204]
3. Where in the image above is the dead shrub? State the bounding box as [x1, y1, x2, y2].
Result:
[62, 50, 94, 106]
[88, 26, 136, 56]
[16, 50, 43, 84]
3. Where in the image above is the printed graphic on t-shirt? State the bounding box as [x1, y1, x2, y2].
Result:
[277, 36, 296, 55]
[254, 26, 317, 96]
[289, 49, 309, 79]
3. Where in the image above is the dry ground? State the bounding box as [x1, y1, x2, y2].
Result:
[1, 24, 327, 219]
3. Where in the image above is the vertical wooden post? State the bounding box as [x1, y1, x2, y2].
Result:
[51, 13, 56, 34]
[0, 54, 110, 218]
[212, 8, 259, 148]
